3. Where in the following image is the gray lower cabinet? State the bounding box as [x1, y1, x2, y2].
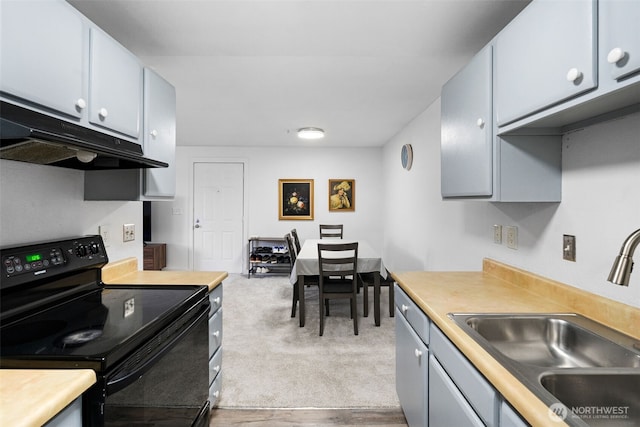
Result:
[395, 285, 429, 427]
[429, 355, 484, 427]
[44, 397, 82, 427]
[208, 285, 223, 407]
[500, 401, 529, 427]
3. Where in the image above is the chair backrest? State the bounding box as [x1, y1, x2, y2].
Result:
[319, 224, 343, 239]
[284, 233, 297, 271]
[317, 242, 358, 280]
[291, 228, 302, 253]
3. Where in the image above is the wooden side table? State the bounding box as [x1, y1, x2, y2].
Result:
[143, 243, 166, 270]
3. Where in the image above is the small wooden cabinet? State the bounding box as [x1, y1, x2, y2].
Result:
[143, 243, 166, 270]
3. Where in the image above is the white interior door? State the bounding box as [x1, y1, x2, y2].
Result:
[193, 162, 244, 273]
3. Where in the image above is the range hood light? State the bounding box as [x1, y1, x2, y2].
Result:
[76, 150, 97, 163]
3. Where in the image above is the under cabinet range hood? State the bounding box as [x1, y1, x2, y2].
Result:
[0, 102, 168, 170]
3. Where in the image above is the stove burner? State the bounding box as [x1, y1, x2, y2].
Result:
[1, 320, 67, 345]
[57, 328, 103, 347]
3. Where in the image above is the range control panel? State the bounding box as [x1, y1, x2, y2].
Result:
[1, 236, 108, 289]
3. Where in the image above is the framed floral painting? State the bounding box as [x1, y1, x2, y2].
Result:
[279, 179, 314, 220]
[328, 179, 355, 212]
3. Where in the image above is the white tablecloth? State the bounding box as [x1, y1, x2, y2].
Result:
[290, 239, 387, 284]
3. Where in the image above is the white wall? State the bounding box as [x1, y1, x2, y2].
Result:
[0, 160, 143, 262]
[152, 145, 384, 272]
[382, 101, 640, 308]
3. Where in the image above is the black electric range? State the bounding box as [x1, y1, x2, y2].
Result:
[0, 236, 211, 427]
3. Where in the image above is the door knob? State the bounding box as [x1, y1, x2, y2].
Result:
[194, 224, 201, 228]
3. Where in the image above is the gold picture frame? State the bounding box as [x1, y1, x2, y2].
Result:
[279, 179, 314, 220]
[328, 179, 355, 212]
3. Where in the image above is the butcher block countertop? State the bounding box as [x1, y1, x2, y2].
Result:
[101, 257, 228, 291]
[0, 258, 227, 426]
[0, 369, 96, 427]
[392, 258, 640, 427]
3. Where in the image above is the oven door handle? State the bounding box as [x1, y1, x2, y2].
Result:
[106, 304, 209, 395]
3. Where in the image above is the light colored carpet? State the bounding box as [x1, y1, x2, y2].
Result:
[217, 273, 399, 409]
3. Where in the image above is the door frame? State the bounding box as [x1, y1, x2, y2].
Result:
[187, 157, 249, 272]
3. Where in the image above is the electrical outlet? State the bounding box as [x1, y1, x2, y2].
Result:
[493, 225, 503, 244]
[99, 225, 110, 246]
[123, 224, 135, 242]
[563, 234, 576, 261]
[506, 226, 518, 249]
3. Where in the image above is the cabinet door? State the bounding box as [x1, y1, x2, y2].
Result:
[143, 68, 176, 197]
[500, 401, 529, 427]
[89, 28, 142, 139]
[429, 355, 484, 427]
[0, 0, 87, 119]
[495, 0, 596, 126]
[395, 309, 428, 427]
[600, 0, 640, 82]
[441, 46, 493, 198]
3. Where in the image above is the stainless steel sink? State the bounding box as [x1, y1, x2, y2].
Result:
[540, 372, 640, 427]
[449, 313, 640, 426]
[461, 314, 640, 368]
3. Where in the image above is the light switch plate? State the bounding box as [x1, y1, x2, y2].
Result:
[493, 225, 503, 244]
[506, 226, 518, 249]
[123, 224, 135, 242]
[563, 234, 576, 261]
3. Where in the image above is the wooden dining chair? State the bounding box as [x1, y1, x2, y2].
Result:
[358, 270, 395, 318]
[319, 224, 343, 239]
[317, 242, 359, 336]
[290, 228, 302, 253]
[285, 233, 318, 318]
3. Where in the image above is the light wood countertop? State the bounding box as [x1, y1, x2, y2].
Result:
[0, 369, 96, 427]
[392, 258, 640, 427]
[101, 257, 228, 291]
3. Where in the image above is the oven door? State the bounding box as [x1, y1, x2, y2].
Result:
[85, 302, 210, 427]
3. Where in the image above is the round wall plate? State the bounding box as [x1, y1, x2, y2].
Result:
[401, 144, 413, 170]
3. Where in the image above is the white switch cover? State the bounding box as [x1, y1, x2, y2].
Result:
[506, 226, 518, 250]
[123, 224, 135, 242]
[99, 225, 110, 247]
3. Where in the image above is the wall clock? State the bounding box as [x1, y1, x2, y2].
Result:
[401, 144, 413, 170]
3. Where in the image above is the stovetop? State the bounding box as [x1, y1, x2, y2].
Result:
[0, 284, 208, 371]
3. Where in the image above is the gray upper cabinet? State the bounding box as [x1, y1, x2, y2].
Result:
[441, 46, 493, 198]
[600, 0, 640, 83]
[143, 68, 176, 198]
[0, 0, 88, 119]
[89, 28, 143, 139]
[495, 0, 596, 127]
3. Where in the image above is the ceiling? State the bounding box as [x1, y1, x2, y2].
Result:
[68, 0, 530, 147]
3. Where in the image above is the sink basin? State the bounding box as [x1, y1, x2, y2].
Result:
[453, 314, 640, 368]
[449, 313, 640, 426]
[541, 372, 640, 427]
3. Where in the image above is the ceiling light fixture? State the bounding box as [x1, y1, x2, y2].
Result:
[297, 127, 325, 140]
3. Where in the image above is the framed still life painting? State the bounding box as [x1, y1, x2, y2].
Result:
[328, 179, 355, 212]
[279, 179, 314, 220]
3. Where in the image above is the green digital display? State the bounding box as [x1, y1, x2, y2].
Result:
[25, 254, 42, 263]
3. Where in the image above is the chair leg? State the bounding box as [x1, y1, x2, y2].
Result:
[363, 279, 369, 317]
[325, 300, 330, 316]
[389, 282, 395, 317]
[319, 292, 325, 336]
[291, 283, 299, 318]
[352, 293, 358, 335]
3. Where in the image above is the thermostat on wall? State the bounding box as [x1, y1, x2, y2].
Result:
[401, 144, 413, 170]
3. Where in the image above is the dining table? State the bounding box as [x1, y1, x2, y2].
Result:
[290, 238, 387, 327]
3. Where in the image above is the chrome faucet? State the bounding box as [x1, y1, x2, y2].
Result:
[608, 228, 640, 286]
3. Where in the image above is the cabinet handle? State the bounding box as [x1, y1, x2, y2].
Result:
[212, 390, 220, 398]
[150, 129, 158, 138]
[476, 118, 485, 128]
[98, 107, 109, 120]
[75, 98, 87, 110]
[212, 330, 220, 338]
[214, 365, 220, 373]
[566, 68, 582, 83]
[607, 47, 626, 64]
[401, 304, 409, 314]
[414, 349, 423, 359]
[213, 297, 221, 304]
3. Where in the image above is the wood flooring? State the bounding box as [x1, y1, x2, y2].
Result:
[209, 408, 408, 426]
